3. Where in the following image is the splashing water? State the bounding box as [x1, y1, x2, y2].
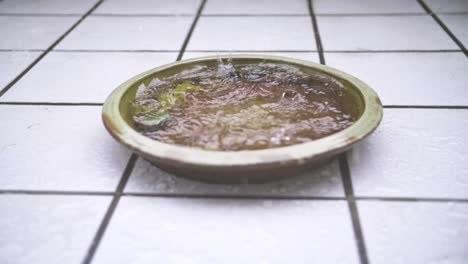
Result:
[131, 59, 359, 151]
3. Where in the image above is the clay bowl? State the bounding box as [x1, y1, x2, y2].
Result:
[102, 55, 382, 183]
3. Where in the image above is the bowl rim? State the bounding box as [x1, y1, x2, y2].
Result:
[102, 54, 383, 167]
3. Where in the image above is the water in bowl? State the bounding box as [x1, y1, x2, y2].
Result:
[131, 59, 359, 151]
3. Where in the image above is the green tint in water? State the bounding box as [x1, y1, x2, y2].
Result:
[131, 61, 359, 151]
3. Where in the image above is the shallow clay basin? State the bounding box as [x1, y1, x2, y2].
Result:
[102, 55, 382, 183]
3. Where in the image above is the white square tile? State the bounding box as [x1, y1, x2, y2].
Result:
[358, 201, 468, 264]
[56, 17, 193, 50]
[0, 52, 177, 103]
[95, 0, 201, 15]
[125, 158, 344, 197]
[0, 51, 41, 90]
[314, 0, 424, 14]
[349, 109, 468, 199]
[0, 16, 77, 49]
[325, 52, 468, 105]
[0, 0, 96, 14]
[94, 197, 358, 264]
[187, 16, 316, 51]
[317, 16, 459, 50]
[182, 51, 320, 62]
[203, 0, 308, 15]
[440, 14, 468, 46]
[425, 0, 468, 13]
[0, 105, 130, 191]
[0, 194, 111, 264]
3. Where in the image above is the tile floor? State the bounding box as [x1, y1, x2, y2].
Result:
[0, 0, 467, 263]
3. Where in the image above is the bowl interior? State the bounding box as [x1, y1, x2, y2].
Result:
[118, 57, 366, 133]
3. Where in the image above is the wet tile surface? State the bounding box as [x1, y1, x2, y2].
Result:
[95, 0, 201, 15]
[0, 16, 78, 49]
[349, 109, 468, 199]
[0, 52, 177, 103]
[425, 0, 468, 13]
[0, 51, 41, 90]
[56, 16, 193, 50]
[325, 52, 468, 105]
[0, 0, 97, 14]
[0, 105, 130, 191]
[359, 201, 468, 264]
[439, 14, 468, 46]
[317, 15, 459, 51]
[203, 0, 308, 15]
[182, 51, 320, 62]
[187, 16, 316, 51]
[314, 0, 424, 14]
[94, 197, 359, 264]
[0, 194, 110, 264]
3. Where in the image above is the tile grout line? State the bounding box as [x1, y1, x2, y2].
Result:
[91, 13, 195, 17]
[0, 190, 113, 196]
[2, 12, 468, 18]
[309, 1, 369, 263]
[2, 189, 468, 203]
[203, 13, 310, 17]
[51, 49, 181, 52]
[339, 154, 369, 264]
[81, 154, 138, 264]
[313, 12, 449, 16]
[0, 102, 103, 106]
[356, 196, 468, 203]
[0, 0, 105, 98]
[81, 1, 207, 262]
[176, 0, 207, 61]
[0, 13, 82, 16]
[417, 0, 468, 57]
[308, 0, 325, 64]
[0, 49, 46, 52]
[321, 49, 462, 53]
[1, 49, 464, 53]
[384, 105, 468, 109]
